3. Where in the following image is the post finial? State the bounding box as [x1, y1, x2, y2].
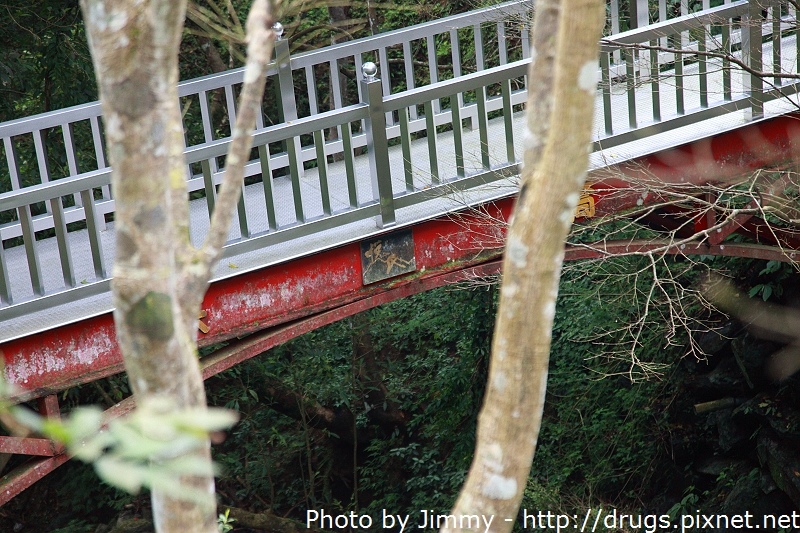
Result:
[273, 22, 284, 40]
[362, 62, 378, 81]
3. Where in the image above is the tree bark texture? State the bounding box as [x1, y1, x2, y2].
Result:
[443, 0, 605, 531]
[79, 1, 276, 531]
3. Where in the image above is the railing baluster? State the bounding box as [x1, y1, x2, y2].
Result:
[680, 0, 689, 48]
[773, 2, 781, 87]
[601, 52, 613, 135]
[90, 116, 112, 201]
[451, 29, 472, 129]
[625, 48, 637, 128]
[32, 131, 54, 213]
[201, 158, 216, 219]
[257, 145, 278, 231]
[289, 139, 305, 224]
[80, 189, 107, 280]
[199, 90, 219, 175]
[63, 123, 79, 177]
[423, 100, 440, 185]
[476, 85, 490, 170]
[237, 190, 250, 239]
[0, 241, 11, 304]
[18, 205, 43, 296]
[305, 66, 319, 115]
[4, 137, 22, 190]
[427, 36, 440, 114]
[342, 121, 358, 208]
[673, 34, 685, 115]
[313, 130, 332, 215]
[611, 0, 621, 62]
[32, 131, 50, 187]
[403, 41, 418, 120]
[361, 63, 395, 228]
[474, 24, 485, 71]
[330, 58, 344, 141]
[90, 116, 107, 168]
[276, 36, 304, 179]
[224, 84, 237, 127]
[649, 42, 661, 121]
[398, 107, 414, 191]
[501, 78, 515, 164]
[49, 195, 76, 288]
[521, 20, 530, 60]
[742, 0, 764, 118]
[796, 2, 800, 80]
[498, 22, 508, 65]
[451, 95, 465, 177]
[722, 21, 732, 101]
[699, 35, 708, 108]
[379, 46, 393, 123]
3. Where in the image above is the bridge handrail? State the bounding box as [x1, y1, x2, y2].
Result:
[600, 0, 749, 50]
[0, 1, 530, 139]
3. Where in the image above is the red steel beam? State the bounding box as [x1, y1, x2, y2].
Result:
[0, 437, 63, 457]
[0, 455, 70, 506]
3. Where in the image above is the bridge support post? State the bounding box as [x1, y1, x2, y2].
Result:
[361, 62, 396, 228]
[274, 27, 305, 184]
[742, 0, 764, 119]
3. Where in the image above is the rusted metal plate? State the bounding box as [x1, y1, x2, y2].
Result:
[361, 229, 417, 285]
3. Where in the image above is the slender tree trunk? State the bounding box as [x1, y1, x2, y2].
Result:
[79, 1, 276, 531]
[443, 0, 605, 530]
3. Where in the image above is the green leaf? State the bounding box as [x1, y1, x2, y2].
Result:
[762, 284, 773, 301]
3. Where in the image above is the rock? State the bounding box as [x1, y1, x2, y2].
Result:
[734, 395, 800, 438]
[757, 433, 800, 508]
[731, 335, 776, 371]
[719, 467, 795, 529]
[709, 408, 749, 452]
[695, 458, 748, 478]
[695, 321, 740, 356]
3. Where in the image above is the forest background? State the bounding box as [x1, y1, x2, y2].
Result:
[1, 0, 800, 531]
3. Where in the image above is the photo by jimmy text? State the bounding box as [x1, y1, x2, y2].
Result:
[306, 509, 508, 532]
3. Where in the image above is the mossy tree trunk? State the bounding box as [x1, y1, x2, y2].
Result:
[78, 1, 276, 531]
[443, 0, 605, 530]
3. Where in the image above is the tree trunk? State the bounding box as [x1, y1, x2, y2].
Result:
[79, 1, 275, 531]
[443, 0, 605, 530]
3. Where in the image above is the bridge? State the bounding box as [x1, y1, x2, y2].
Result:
[2, 0, 800, 503]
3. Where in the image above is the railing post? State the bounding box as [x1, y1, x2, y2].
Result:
[628, 0, 649, 29]
[628, 0, 649, 82]
[360, 62, 395, 228]
[742, 0, 764, 119]
[274, 23, 304, 178]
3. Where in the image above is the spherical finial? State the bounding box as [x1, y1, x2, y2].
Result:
[272, 22, 284, 40]
[362, 62, 378, 81]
